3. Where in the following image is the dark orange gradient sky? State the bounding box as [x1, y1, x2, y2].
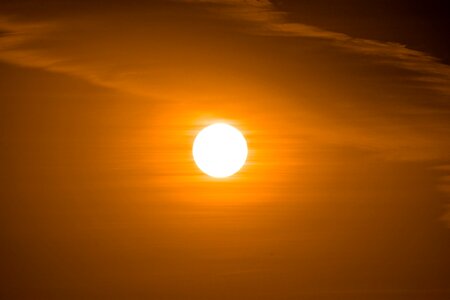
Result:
[1, 1, 450, 299]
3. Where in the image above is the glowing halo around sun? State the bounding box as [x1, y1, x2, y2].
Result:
[193, 123, 248, 178]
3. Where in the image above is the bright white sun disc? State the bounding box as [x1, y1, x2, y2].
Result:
[193, 123, 248, 178]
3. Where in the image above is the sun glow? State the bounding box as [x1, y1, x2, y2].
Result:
[193, 123, 248, 178]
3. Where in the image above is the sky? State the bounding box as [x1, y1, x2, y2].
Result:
[1, 1, 450, 299]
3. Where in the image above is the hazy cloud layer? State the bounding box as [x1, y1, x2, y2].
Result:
[1, 1, 450, 224]
[182, 0, 450, 225]
[1, 2, 449, 163]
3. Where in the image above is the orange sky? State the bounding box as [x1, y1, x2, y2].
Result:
[1, 1, 450, 299]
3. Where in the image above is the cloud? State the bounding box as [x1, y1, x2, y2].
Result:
[185, 0, 450, 96]
[0, 17, 140, 95]
[1, 2, 450, 226]
[1, 4, 449, 164]
[184, 0, 450, 227]
[1, 2, 449, 98]
[1, 3, 450, 162]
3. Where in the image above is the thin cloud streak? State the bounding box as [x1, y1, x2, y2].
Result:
[0, 17, 156, 98]
[0, 18, 100, 86]
[186, 0, 450, 96]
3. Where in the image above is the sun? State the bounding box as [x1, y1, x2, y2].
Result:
[193, 123, 248, 178]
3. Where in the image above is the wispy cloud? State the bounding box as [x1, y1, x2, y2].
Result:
[186, 0, 450, 227]
[0, 17, 140, 95]
[1, 2, 449, 98]
[185, 0, 450, 96]
[1, 4, 450, 162]
[1, 4, 449, 161]
[1, 2, 450, 226]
